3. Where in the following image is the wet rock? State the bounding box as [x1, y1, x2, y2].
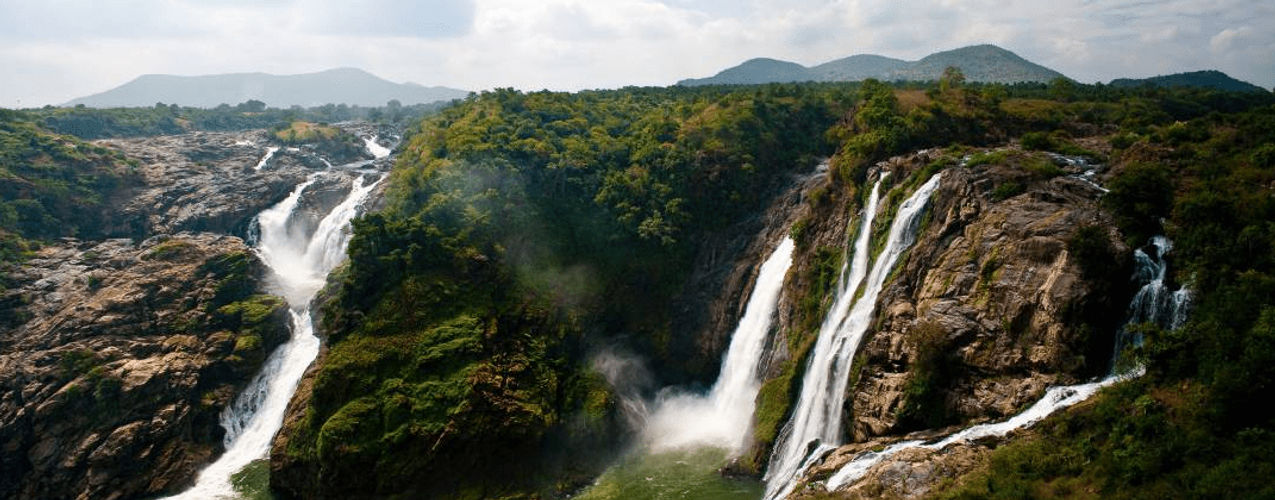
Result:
[847, 149, 1128, 442]
[0, 234, 288, 499]
[776, 145, 1130, 498]
[100, 131, 316, 237]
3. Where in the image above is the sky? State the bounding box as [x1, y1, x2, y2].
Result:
[1, 0, 1272, 108]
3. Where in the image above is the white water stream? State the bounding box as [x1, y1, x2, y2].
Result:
[819, 235, 1191, 493]
[364, 135, 391, 159]
[764, 172, 942, 500]
[253, 147, 280, 171]
[170, 148, 385, 498]
[643, 237, 795, 453]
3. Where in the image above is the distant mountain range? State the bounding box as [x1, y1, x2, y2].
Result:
[66, 68, 470, 108]
[678, 45, 1066, 86]
[1109, 70, 1268, 93]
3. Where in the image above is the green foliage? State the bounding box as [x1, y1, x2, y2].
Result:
[938, 100, 1275, 499]
[144, 239, 197, 260]
[1068, 225, 1120, 281]
[199, 251, 256, 308]
[58, 348, 101, 379]
[990, 181, 1025, 201]
[24, 100, 446, 140]
[1023, 154, 1065, 178]
[230, 459, 275, 500]
[935, 381, 1275, 500]
[280, 79, 1275, 496]
[234, 334, 263, 352]
[1105, 162, 1175, 245]
[1020, 131, 1053, 150]
[0, 110, 139, 265]
[897, 321, 956, 430]
[965, 150, 1008, 167]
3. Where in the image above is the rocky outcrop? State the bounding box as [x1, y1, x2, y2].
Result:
[100, 124, 389, 239]
[0, 233, 289, 499]
[750, 145, 1130, 497]
[101, 131, 318, 237]
[846, 148, 1127, 442]
[792, 431, 993, 499]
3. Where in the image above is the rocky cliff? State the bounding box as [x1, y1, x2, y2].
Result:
[746, 143, 1130, 495]
[847, 148, 1127, 441]
[0, 233, 288, 499]
[100, 129, 373, 237]
[0, 121, 393, 499]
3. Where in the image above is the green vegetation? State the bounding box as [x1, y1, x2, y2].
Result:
[897, 321, 957, 430]
[272, 121, 340, 143]
[931, 91, 1275, 499]
[279, 84, 852, 496]
[990, 181, 1025, 201]
[230, 459, 275, 500]
[575, 447, 762, 499]
[22, 100, 445, 140]
[1, 109, 139, 287]
[247, 73, 1274, 496]
[270, 120, 365, 158]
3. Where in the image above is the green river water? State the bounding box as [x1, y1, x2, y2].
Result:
[574, 447, 762, 500]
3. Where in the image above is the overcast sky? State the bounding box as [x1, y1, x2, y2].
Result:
[1, 0, 1271, 108]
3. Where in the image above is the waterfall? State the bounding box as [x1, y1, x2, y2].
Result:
[764, 172, 942, 500]
[820, 235, 1191, 493]
[1112, 236, 1190, 367]
[643, 237, 795, 453]
[364, 135, 391, 159]
[253, 147, 280, 171]
[168, 172, 383, 499]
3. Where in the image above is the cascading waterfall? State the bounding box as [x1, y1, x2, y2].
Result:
[169, 171, 383, 499]
[643, 237, 795, 453]
[1112, 236, 1190, 367]
[254, 146, 280, 171]
[820, 235, 1191, 493]
[363, 135, 391, 159]
[764, 172, 942, 500]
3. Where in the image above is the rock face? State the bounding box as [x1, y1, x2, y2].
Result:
[671, 165, 830, 383]
[0, 120, 398, 498]
[0, 233, 289, 499]
[793, 432, 993, 499]
[846, 149, 1127, 442]
[751, 146, 1130, 496]
[99, 130, 351, 237]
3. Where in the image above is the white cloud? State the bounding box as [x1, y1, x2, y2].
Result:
[1, 0, 1272, 108]
[1210, 26, 1252, 52]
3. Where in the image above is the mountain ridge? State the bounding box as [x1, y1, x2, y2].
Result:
[1109, 69, 1268, 93]
[679, 44, 1065, 86]
[66, 68, 470, 108]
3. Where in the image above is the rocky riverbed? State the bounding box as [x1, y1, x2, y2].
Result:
[0, 122, 396, 499]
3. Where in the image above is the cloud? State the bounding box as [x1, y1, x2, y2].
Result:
[302, 0, 476, 38]
[1, 0, 1273, 108]
[1210, 26, 1252, 52]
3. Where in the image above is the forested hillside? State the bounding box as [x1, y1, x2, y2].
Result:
[270, 74, 1275, 499]
[0, 111, 139, 280]
[271, 84, 852, 497]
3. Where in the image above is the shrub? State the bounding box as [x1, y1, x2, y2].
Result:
[990, 181, 1025, 201]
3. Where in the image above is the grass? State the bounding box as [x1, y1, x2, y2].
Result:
[273, 121, 341, 143]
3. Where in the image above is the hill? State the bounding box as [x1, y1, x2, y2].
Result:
[678, 44, 1066, 86]
[65, 68, 470, 108]
[1109, 70, 1268, 93]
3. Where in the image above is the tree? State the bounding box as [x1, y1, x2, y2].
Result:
[940, 66, 965, 93]
[237, 99, 266, 112]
